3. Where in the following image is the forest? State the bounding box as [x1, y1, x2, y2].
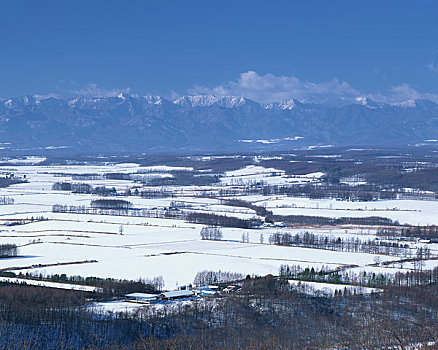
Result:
[0, 270, 437, 349]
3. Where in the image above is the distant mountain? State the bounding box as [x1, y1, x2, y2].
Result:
[174, 95, 218, 107]
[0, 94, 437, 153]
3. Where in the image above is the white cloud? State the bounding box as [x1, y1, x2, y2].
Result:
[369, 83, 438, 104]
[70, 83, 131, 97]
[189, 71, 360, 104]
[188, 71, 438, 105]
[33, 93, 61, 99]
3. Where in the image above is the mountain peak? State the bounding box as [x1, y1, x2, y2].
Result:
[1, 93, 437, 153]
[174, 95, 218, 107]
[265, 98, 303, 110]
[216, 96, 255, 108]
[391, 99, 437, 109]
[354, 96, 382, 108]
[143, 95, 164, 105]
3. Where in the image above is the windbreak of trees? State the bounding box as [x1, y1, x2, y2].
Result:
[140, 189, 174, 198]
[71, 173, 100, 180]
[90, 199, 133, 210]
[268, 231, 422, 257]
[0, 177, 27, 188]
[103, 172, 131, 180]
[187, 212, 262, 229]
[52, 182, 117, 195]
[200, 226, 223, 241]
[264, 183, 397, 201]
[193, 270, 244, 286]
[52, 182, 175, 198]
[0, 244, 18, 258]
[274, 213, 396, 226]
[0, 196, 14, 205]
[52, 204, 185, 220]
[377, 226, 438, 240]
[200, 226, 223, 240]
[279, 264, 389, 288]
[2, 271, 165, 297]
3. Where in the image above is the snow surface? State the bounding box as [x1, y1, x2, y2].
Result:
[242, 195, 438, 226]
[0, 162, 436, 290]
[0, 276, 99, 292]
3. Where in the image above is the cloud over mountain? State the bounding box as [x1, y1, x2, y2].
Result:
[189, 71, 361, 104]
[188, 71, 438, 105]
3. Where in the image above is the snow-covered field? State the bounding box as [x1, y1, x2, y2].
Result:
[0, 216, 397, 289]
[0, 162, 437, 289]
[221, 165, 323, 186]
[241, 195, 438, 226]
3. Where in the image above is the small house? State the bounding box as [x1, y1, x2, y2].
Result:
[177, 284, 193, 291]
[194, 285, 218, 297]
[223, 285, 238, 293]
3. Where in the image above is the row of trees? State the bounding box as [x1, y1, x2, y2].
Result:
[187, 212, 262, 229]
[0, 244, 18, 258]
[90, 199, 133, 209]
[0, 196, 14, 205]
[52, 182, 118, 196]
[52, 204, 185, 219]
[279, 264, 389, 288]
[377, 226, 438, 240]
[0, 177, 27, 188]
[2, 271, 164, 297]
[193, 270, 244, 286]
[268, 231, 426, 257]
[200, 226, 223, 240]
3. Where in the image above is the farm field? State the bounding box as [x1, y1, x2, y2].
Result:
[0, 154, 438, 290]
[243, 195, 438, 226]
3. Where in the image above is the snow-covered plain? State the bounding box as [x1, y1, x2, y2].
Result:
[0, 162, 437, 289]
[221, 165, 323, 186]
[241, 195, 438, 226]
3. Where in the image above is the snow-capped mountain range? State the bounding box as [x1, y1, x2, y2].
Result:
[0, 94, 437, 153]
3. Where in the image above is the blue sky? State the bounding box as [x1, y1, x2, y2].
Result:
[1, 0, 437, 103]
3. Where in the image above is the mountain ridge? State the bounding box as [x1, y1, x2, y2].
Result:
[0, 94, 437, 153]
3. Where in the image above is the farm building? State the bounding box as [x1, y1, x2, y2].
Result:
[193, 285, 219, 297]
[159, 290, 194, 301]
[177, 284, 193, 290]
[198, 289, 218, 297]
[223, 285, 239, 293]
[125, 293, 158, 304]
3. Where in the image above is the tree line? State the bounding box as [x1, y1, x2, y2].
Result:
[0, 196, 14, 205]
[1, 271, 164, 298]
[0, 244, 18, 258]
[268, 231, 422, 257]
[1, 268, 438, 348]
[193, 270, 244, 286]
[279, 264, 389, 289]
